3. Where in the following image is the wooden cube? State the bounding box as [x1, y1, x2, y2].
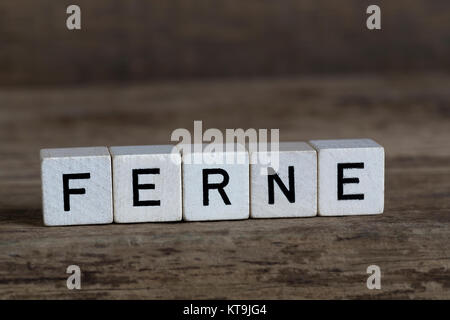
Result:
[250, 142, 317, 218]
[309, 139, 384, 216]
[40, 147, 113, 226]
[109, 145, 182, 223]
[182, 144, 249, 221]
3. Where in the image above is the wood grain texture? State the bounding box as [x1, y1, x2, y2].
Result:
[1, 0, 450, 85]
[0, 74, 449, 299]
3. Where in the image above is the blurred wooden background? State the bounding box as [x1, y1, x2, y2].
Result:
[0, 1, 449, 299]
[1, 0, 450, 85]
[0, 75, 449, 299]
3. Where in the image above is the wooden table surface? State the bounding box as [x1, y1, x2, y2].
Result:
[0, 74, 449, 299]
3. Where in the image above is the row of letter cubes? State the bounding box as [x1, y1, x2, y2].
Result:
[40, 139, 384, 226]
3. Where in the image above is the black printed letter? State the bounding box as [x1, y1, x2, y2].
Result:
[337, 163, 364, 200]
[63, 173, 90, 211]
[202, 169, 231, 206]
[268, 166, 295, 204]
[132, 169, 161, 206]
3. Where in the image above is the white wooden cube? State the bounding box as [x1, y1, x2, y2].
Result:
[309, 139, 384, 216]
[109, 145, 182, 223]
[182, 144, 249, 221]
[250, 142, 317, 218]
[40, 147, 113, 226]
